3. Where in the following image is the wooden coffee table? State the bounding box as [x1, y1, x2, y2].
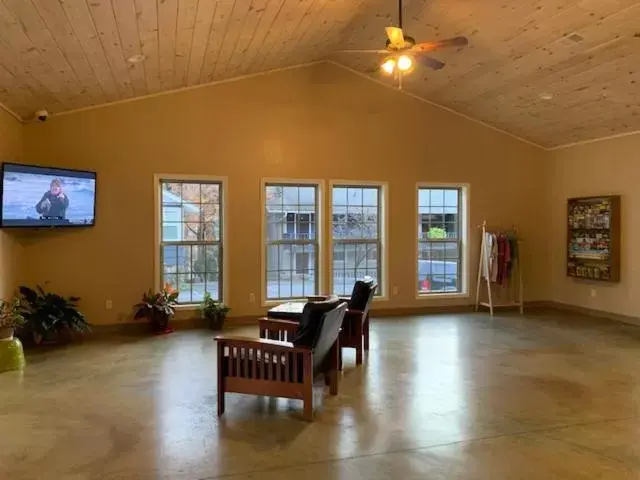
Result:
[267, 301, 305, 321]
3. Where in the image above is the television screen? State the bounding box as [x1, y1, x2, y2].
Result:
[0, 163, 96, 228]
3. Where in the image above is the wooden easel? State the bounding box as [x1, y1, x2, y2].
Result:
[475, 221, 524, 317]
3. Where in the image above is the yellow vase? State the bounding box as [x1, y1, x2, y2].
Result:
[0, 334, 26, 373]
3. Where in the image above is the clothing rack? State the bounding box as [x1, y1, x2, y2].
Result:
[474, 221, 524, 317]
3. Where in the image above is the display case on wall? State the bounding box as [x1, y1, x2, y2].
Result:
[567, 195, 620, 282]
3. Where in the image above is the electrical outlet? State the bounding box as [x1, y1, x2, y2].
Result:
[249, 293, 256, 303]
[105, 299, 113, 310]
[392, 286, 399, 295]
[590, 288, 597, 298]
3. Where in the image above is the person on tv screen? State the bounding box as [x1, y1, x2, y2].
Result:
[35, 179, 69, 219]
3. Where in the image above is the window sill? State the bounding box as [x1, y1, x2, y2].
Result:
[415, 292, 469, 300]
[175, 304, 199, 311]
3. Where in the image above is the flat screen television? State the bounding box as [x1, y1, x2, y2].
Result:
[0, 162, 96, 228]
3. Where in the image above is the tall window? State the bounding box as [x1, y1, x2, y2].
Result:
[417, 187, 463, 295]
[264, 183, 319, 300]
[159, 180, 223, 303]
[331, 185, 382, 296]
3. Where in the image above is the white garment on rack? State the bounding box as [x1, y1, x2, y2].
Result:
[482, 232, 493, 279]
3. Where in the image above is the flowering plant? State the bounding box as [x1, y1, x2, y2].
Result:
[0, 296, 25, 331]
[134, 284, 179, 332]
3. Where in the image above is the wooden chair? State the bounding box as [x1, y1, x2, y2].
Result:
[308, 280, 377, 368]
[337, 281, 377, 367]
[215, 301, 346, 421]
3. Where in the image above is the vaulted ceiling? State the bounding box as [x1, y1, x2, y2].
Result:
[0, 0, 638, 148]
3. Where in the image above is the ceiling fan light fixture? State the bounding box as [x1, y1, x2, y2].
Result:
[397, 54, 414, 72]
[381, 57, 396, 75]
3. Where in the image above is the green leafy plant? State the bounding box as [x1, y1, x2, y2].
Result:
[0, 296, 25, 338]
[134, 284, 179, 333]
[427, 227, 447, 239]
[199, 292, 230, 330]
[18, 285, 90, 344]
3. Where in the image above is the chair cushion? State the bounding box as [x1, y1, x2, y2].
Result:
[292, 295, 340, 347]
[349, 279, 374, 311]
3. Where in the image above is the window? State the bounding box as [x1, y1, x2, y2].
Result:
[159, 179, 223, 303]
[417, 187, 464, 295]
[264, 183, 319, 300]
[331, 185, 383, 296]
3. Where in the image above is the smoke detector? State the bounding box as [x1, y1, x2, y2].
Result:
[127, 54, 146, 64]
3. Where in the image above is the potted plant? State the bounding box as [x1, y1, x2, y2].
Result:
[0, 296, 25, 341]
[199, 293, 230, 330]
[18, 285, 90, 345]
[134, 284, 179, 334]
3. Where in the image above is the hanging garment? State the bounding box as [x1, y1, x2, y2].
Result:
[501, 234, 512, 287]
[483, 232, 493, 279]
[490, 233, 499, 282]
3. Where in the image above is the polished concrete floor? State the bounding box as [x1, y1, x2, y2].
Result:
[2, 311, 640, 479]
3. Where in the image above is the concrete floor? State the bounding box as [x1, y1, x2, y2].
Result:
[2, 311, 640, 479]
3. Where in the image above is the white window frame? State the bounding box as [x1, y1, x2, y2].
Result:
[261, 178, 324, 306]
[153, 174, 229, 308]
[415, 183, 469, 299]
[329, 180, 388, 300]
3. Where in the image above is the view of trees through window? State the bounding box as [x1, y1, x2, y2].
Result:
[331, 186, 381, 295]
[264, 184, 318, 300]
[417, 187, 462, 294]
[160, 180, 222, 303]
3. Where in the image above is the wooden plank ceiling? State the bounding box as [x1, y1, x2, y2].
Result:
[0, 0, 638, 147]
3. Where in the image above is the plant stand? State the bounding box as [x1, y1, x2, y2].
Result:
[0, 336, 25, 373]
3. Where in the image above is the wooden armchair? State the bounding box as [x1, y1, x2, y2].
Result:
[307, 280, 377, 367]
[216, 301, 346, 421]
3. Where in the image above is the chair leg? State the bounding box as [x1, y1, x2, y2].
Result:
[329, 369, 338, 396]
[355, 322, 364, 365]
[338, 346, 343, 371]
[303, 385, 313, 421]
[363, 315, 370, 351]
[355, 345, 363, 365]
[217, 343, 225, 416]
[217, 390, 225, 416]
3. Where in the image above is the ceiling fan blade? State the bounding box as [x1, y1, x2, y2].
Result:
[416, 55, 445, 70]
[385, 26, 405, 47]
[412, 36, 469, 52]
[336, 49, 389, 54]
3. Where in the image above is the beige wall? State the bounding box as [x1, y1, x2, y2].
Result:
[22, 62, 549, 325]
[550, 133, 640, 318]
[0, 108, 23, 298]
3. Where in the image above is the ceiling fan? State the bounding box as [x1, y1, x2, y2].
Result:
[339, 0, 469, 88]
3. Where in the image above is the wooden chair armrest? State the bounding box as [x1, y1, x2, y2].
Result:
[258, 317, 299, 329]
[308, 295, 351, 303]
[258, 317, 299, 341]
[215, 335, 311, 352]
[306, 295, 327, 301]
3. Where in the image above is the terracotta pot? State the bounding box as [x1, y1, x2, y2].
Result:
[0, 328, 14, 340]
